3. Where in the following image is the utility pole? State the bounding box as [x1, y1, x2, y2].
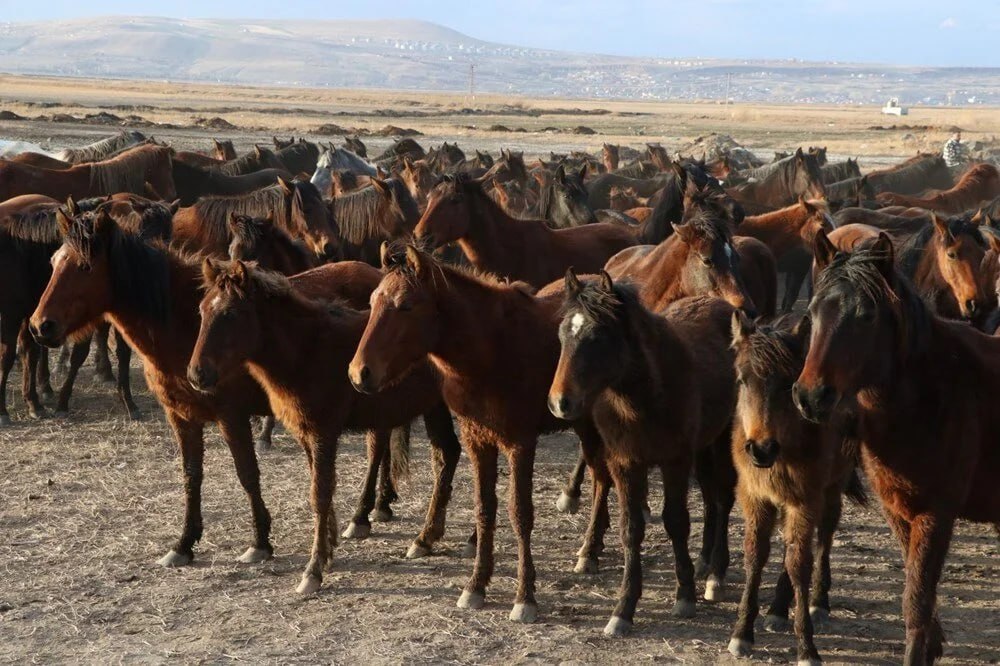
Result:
[469, 63, 476, 102]
[725, 72, 731, 104]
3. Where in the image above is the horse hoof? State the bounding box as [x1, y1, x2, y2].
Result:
[509, 602, 538, 623]
[126, 410, 143, 422]
[573, 556, 599, 574]
[672, 599, 696, 618]
[603, 616, 632, 637]
[764, 614, 790, 633]
[456, 589, 485, 610]
[237, 546, 273, 564]
[41, 389, 55, 399]
[255, 439, 272, 455]
[54, 410, 69, 418]
[296, 574, 322, 595]
[406, 541, 432, 559]
[372, 508, 393, 523]
[728, 638, 753, 659]
[809, 606, 830, 630]
[157, 549, 192, 567]
[0, 415, 11, 426]
[555, 490, 580, 515]
[797, 660, 822, 666]
[460, 541, 477, 558]
[704, 575, 724, 602]
[341, 522, 370, 540]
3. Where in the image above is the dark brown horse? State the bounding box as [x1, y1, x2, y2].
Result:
[864, 153, 953, 195]
[602, 143, 620, 172]
[793, 234, 1000, 664]
[227, 213, 318, 276]
[212, 139, 237, 161]
[214, 146, 287, 177]
[413, 175, 636, 288]
[172, 177, 337, 259]
[548, 271, 737, 636]
[727, 312, 866, 664]
[170, 160, 295, 206]
[7, 152, 73, 170]
[349, 245, 625, 624]
[740, 198, 835, 312]
[534, 165, 596, 228]
[876, 163, 1000, 214]
[727, 148, 826, 214]
[188, 260, 461, 594]
[0, 144, 177, 202]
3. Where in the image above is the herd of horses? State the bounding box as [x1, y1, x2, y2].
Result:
[3, 128, 1000, 664]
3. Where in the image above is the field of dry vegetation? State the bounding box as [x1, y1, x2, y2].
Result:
[0, 75, 998, 665]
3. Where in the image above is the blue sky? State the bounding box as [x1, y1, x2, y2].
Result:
[3, 0, 997, 67]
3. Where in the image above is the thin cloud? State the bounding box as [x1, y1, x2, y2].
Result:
[940, 17, 959, 29]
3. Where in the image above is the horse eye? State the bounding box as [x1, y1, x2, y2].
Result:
[735, 376, 745, 387]
[702, 257, 713, 267]
[947, 250, 958, 260]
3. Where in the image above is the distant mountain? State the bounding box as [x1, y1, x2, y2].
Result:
[0, 16, 998, 105]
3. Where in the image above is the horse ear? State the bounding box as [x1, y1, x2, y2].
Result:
[813, 228, 838, 270]
[931, 214, 954, 244]
[555, 164, 566, 184]
[65, 196, 78, 216]
[791, 314, 812, 348]
[795, 147, 804, 160]
[579, 163, 589, 181]
[265, 210, 275, 224]
[730, 310, 755, 346]
[233, 260, 249, 285]
[404, 244, 427, 277]
[94, 208, 114, 234]
[202, 258, 220, 284]
[670, 161, 686, 183]
[985, 230, 1000, 254]
[871, 232, 895, 279]
[379, 241, 392, 269]
[56, 208, 73, 236]
[403, 156, 413, 171]
[167, 199, 180, 215]
[564, 267, 582, 297]
[276, 176, 294, 196]
[371, 178, 390, 197]
[254, 145, 263, 159]
[671, 222, 695, 244]
[598, 270, 614, 293]
[227, 212, 242, 233]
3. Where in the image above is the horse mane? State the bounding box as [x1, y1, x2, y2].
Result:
[954, 163, 998, 190]
[0, 206, 63, 245]
[897, 215, 985, 281]
[88, 145, 169, 196]
[815, 245, 931, 357]
[63, 213, 172, 325]
[737, 315, 804, 380]
[565, 278, 640, 324]
[190, 185, 289, 243]
[382, 239, 530, 295]
[60, 130, 147, 163]
[219, 262, 356, 318]
[216, 147, 279, 176]
[332, 179, 416, 244]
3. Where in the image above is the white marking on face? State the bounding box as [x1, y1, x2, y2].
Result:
[724, 243, 735, 261]
[209, 295, 222, 311]
[569, 313, 585, 337]
[51, 246, 67, 267]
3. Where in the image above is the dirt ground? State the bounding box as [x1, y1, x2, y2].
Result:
[0, 76, 998, 665]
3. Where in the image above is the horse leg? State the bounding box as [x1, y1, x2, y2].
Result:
[781, 265, 808, 313]
[18, 325, 44, 419]
[661, 460, 697, 618]
[113, 329, 140, 419]
[728, 496, 777, 658]
[375, 425, 406, 521]
[158, 412, 205, 566]
[36, 346, 53, 399]
[298, 434, 338, 595]
[456, 438, 497, 612]
[344, 429, 387, 539]
[253, 415, 276, 452]
[55, 338, 91, 415]
[902, 513, 953, 666]
[706, 433, 737, 601]
[217, 415, 274, 563]
[784, 506, 822, 664]
[764, 543, 794, 632]
[694, 447, 717, 578]
[574, 420, 610, 574]
[0, 321, 18, 425]
[407, 403, 461, 559]
[556, 452, 587, 515]
[93, 321, 114, 383]
[604, 461, 647, 637]
[885, 509, 945, 661]
[57, 344, 70, 374]
[809, 486, 844, 629]
[506, 444, 538, 623]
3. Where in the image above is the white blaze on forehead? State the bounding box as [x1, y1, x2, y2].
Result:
[51, 246, 68, 266]
[569, 313, 586, 337]
[209, 295, 223, 311]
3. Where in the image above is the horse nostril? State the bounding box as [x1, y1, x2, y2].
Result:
[38, 320, 55, 338]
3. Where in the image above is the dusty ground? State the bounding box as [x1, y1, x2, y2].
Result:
[0, 361, 997, 665]
[0, 76, 998, 665]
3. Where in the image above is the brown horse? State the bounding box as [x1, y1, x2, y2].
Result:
[876, 163, 1000, 214]
[833, 206, 930, 237]
[172, 177, 337, 259]
[727, 148, 826, 214]
[864, 153, 953, 195]
[8, 152, 73, 170]
[602, 143, 620, 172]
[188, 260, 462, 594]
[0, 144, 177, 202]
[29, 212, 435, 570]
[740, 198, 834, 312]
[169, 160, 295, 206]
[793, 234, 1000, 664]
[349, 244, 624, 624]
[331, 178, 420, 266]
[399, 158, 440, 210]
[727, 311, 866, 664]
[214, 145, 288, 177]
[413, 175, 636, 288]
[212, 139, 237, 161]
[548, 271, 737, 636]
[227, 213, 318, 276]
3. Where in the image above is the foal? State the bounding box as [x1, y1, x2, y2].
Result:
[727, 312, 865, 664]
[548, 271, 737, 636]
[188, 260, 461, 594]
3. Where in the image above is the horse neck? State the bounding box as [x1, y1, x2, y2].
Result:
[606, 302, 685, 407]
[460, 190, 535, 271]
[106, 254, 201, 375]
[741, 206, 809, 253]
[641, 238, 688, 303]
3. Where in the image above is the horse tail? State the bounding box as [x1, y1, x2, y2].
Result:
[844, 465, 869, 507]
[389, 423, 411, 486]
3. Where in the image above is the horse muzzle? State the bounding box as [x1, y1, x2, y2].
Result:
[792, 381, 837, 424]
[547, 393, 583, 421]
[29, 319, 64, 348]
[187, 364, 219, 393]
[744, 438, 780, 468]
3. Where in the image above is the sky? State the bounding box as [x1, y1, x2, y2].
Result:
[2, 0, 997, 67]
